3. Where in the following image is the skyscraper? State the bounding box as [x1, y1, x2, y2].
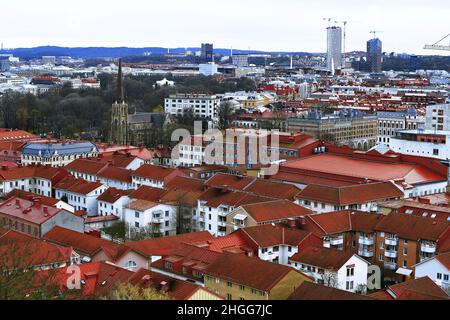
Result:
[326, 26, 342, 72]
[201, 43, 213, 63]
[367, 38, 382, 73]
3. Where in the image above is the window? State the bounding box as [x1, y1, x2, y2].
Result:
[403, 248, 408, 256]
[124, 261, 137, 270]
[437, 273, 442, 280]
[227, 282, 232, 288]
[346, 281, 354, 290]
[444, 274, 449, 281]
[135, 221, 140, 228]
[135, 211, 140, 218]
[347, 268, 354, 277]
[227, 294, 232, 300]
[239, 285, 245, 291]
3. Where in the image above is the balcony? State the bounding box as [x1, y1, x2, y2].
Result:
[385, 250, 398, 258]
[359, 236, 374, 246]
[152, 217, 164, 223]
[358, 249, 374, 258]
[217, 221, 227, 227]
[421, 243, 436, 254]
[385, 238, 398, 246]
[384, 262, 397, 270]
[328, 235, 344, 246]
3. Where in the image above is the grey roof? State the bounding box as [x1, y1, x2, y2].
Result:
[22, 141, 98, 157]
[377, 108, 417, 119]
[127, 112, 167, 127]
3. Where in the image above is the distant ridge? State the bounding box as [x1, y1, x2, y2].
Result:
[0, 45, 321, 59]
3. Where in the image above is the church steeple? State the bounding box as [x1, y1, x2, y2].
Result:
[110, 58, 128, 145]
[117, 58, 124, 103]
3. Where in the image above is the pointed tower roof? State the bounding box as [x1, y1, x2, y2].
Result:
[117, 58, 124, 103]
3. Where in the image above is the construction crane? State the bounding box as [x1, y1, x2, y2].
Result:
[424, 34, 450, 51]
[335, 20, 348, 56]
[370, 31, 383, 39]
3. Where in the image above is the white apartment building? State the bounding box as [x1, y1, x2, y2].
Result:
[164, 93, 220, 122]
[389, 129, 450, 161]
[97, 188, 131, 219]
[55, 181, 106, 216]
[289, 248, 370, 293]
[123, 200, 176, 237]
[414, 253, 450, 292]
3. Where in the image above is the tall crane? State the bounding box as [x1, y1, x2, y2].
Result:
[335, 20, 348, 56]
[424, 34, 450, 51]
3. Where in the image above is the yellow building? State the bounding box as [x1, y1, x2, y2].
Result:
[204, 252, 312, 300]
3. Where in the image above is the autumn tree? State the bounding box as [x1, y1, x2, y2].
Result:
[101, 283, 170, 300]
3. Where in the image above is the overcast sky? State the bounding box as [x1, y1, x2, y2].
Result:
[2, 0, 449, 55]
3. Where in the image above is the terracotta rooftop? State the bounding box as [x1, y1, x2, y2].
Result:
[369, 277, 449, 300]
[288, 281, 374, 300]
[205, 173, 255, 190]
[97, 187, 131, 204]
[239, 199, 312, 222]
[289, 246, 359, 271]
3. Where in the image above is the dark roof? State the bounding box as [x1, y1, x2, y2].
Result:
[288, 281, 374, 300]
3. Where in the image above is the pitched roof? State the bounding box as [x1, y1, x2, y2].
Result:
[239, 224, 314, 248]
[288, 281, 374, 300]
[199, 187, 274, 208]
[304, 210, 383, 237]
[0, 196, 69, 225]
[5, 189, 60, 207]
[125, 231, 214, 257]
[0, 229, 72, 269]
[205, 173, 255, 190]
[290, 246, 359, 271]
[205, 252, 304, 291]
[97, 166, 132, 183]
[132, 164, 178, 180]
[64, 179, 104, 195]
[243, 179, 302, 200]
[435, 252, 450, 270]
[297, 182, 403, 205]
[370, 277, 449, 300]
[64, 159, 107, 175]
[97, 187, 131, 204]
[239, 200, 312, 222]
[128, 268, 215, 300]
[128, 185, 167, 201]
[43, 227, 133, 262]
[165, 176, 205, 192]
[125, 199, 158, 211]
[374, 213, 450, 241]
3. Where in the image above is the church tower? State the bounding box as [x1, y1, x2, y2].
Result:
[110, 59, 128, 145]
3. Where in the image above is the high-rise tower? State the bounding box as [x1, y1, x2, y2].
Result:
[367, 38, 382, 73]
[327, 26, 343, 72]
[110, 59, 128, 145]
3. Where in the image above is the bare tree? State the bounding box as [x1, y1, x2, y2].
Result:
[321, 270, 340, 289]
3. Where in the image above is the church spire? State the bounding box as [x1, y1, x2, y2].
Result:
[117, 58, 124, 103]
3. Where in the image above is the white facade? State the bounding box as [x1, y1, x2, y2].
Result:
[377, 111, 424, 146]
[55, 185, 106, 216]
[258, 245, 299, 265]
[296, 199, 379, 214]
[197, 200, 231, 237]
[131, 175, 164, 189]
[289, 254, 369, 293]
[98, 196, 130, 220]
[327, 26, 343, 71]
[199, 63, 219, 76]
[389, 130, 450, 161]
[123, 203, 176, 237]
[414, 257, 450, 291]
[164, 94, 219, 122]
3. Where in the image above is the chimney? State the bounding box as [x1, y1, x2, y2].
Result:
[15, 199, 20, 206]
[43, 207, 49, 215]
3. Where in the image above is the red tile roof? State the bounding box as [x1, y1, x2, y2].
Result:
[205, 173, 255, 190]
[0, 196, 69, 225]
[199, 187, 274, 208]
[0, 129, 37, 141]
[62, 179, 104, 195]
[243, 179, 302, 200]
[5, 189, 60, 207]
[125, 199, 158, 211]
[289, 246, 358, 271]
[133, 164, 180, 181]
[239, 199, 312, 222]
[369, 277, 449, 300]
[374, 213, 450, 241]
[43, 227, 134, 262]
[0, 229, 72, 269]
[128, 268, 217, 300]
[288, 281, 374, 300]
[125, 231, 214, 257]
[436, 252, 450, 270]
[128, 185, 167, 201]
[97, 187, 131, 203]
[279, 153, 446, 186]
[297, 182, 403, 205]
[65, 159, 108, 175]
[97, 166, 132, 183]
[304, 210, 383, 237]
[238, 224, 316, 248]
[204, 252, 305, 292]
[165, 176, 205, 192]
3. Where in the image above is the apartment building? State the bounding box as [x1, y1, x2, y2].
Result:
[374, 214, 450, 271]
[414, 252, 450, 292]
[131, 164, 186, 189]
[425, 103, 450, 131]
[376, 109, 424, 146]
[288, 246, 370, 293]
[203, 252, 311, 300]
[295, 182, 403, 214]
[164, 93, 220, 122]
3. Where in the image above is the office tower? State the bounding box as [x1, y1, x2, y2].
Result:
[326, 26, 343, 72]
[367, 38, 382, 73]
[201, 43, 214, 62]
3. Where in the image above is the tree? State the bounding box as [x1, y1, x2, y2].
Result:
[321, 270, 340, 289]
[101, 283, 170, 300]
[355, 284, 368, 295]
[172, 191, 194, 235]
[101, 221, 126, 242]
[218, 101, 235, 130]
